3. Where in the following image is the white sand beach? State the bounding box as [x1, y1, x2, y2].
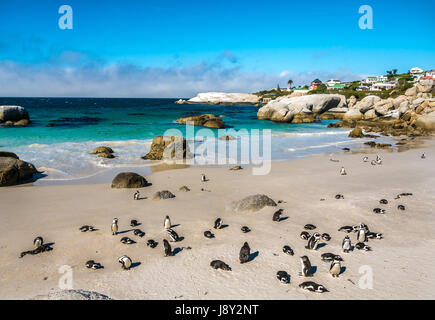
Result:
[0, 138, 434, 300]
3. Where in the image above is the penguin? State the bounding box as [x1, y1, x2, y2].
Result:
[239, 242, 251, 264]
[367, 232, 383, 240]
[118, 255, 132, 270]
[164, 216, 171, 230]
[300, 231, 311, 240]
[338, 226, 353, 233]
[120, 237, 135, 244]
[329, 258, 342, 277]
[272, 209, 283, 222]
[352, 225, 360, 232]
[33, 236, 43, 248]
[204, 231, 215, 239]
[342, 235, 351, 253]
[363, 156, 369, 162]
[111, 218, 118, 235]
[276, 271, 290, 284]
[379, 199, 388, 204]
[321, 253, 343, 262]
[85, 260, 102, 270]
[399, 192, 413, 197]
[356, 226, 367, 243]
[355, 242, 371, 251]
[210, 260, 231, 271]
[282, 245, 294, 256]
[305, 233, 321, 250]
[214, 218, 223, 229]
[130, 219, 139, 227]
[241, 226, 251, 233]
[340, 167, 347, 175]
[373, 208, 386, 214]
[397, 205, 405, 211]
[299, 281, 326, 293]
[133, 229, 145, 237]
[300, 256, 313, 277]
[133, 190, 140, 200]
[201, 174, 207, 182]
[304, 224, 316, 230]
[376, 155, 382, 165]
[79, 225, 95, 232]
[146, 239, 157, 248]
[421, 153, 426, 159]
[335, 194, 344, 199]
[321, 233, 331, 241]
[167, 228, 180, 242]
[371, 160, 377, 165]
[163, 239, 172, 257]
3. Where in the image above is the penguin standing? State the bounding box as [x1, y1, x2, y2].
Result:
[342, 235, 351, 253]
[356, 225, 367, 243]
[239, 242, 251, 264]
[329, 258, 342, 278]
[201, 174, 207, 182]
[164, 216, 171, 230]
[421, 153, 426, 159]
[363, 156, 369, 162]
[300, 256, 313, 277]
[118, 255, 132, 270]
[167, 228, 180, 242]
[214, 218, 223, 229]
[305, 233, 321, 250]
[33, 236, 43, 248]
[272, 209, 283, 222]
[133, 190, 140, 200]
[340, 167, 347, 175]
[111, 218, 118, 235]
[376, 155, 382, 165]
[163, 239, 172, 257]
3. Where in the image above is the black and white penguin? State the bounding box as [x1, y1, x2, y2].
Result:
[421, 153, 426, 159]
[164, 215, 171, 230]
[241, 226, 251, 233]
[214, 218, 223, 229]
[282, 245, 294, 256]
[33, 236, 43, 248]
[376, 155, 382, 165]
[371, 160, 377, 165]
[85, 260, 102, 270]
[133, 190, 140, 200]
[146, 239, 157, 248]
[272, 209, 283, 222]
[133, 229, 145, 237]
[167, 228, 180, 242]
[373, 207, 386, 214]
[130, 219, 139, 227]
[304, 224, 316, 230]
[239, 242, 251, 264]
[299, 281, 326, 293]
[342, 235, 351, 253]
[340, 167, 347, 175]
[300, 256, 313, 277]
[300, 231, 311, 240]
[380, 199, 388, 204]
[321, 233, 331, 241]
[120, 237, 135, 244]
[338, 226, 353, 233]
[276, 271, 290, 284]
[329, 258, 342, 278]
[111, 218, 118, 235]
[321, 253, 343, 262]
[305, 233, 321, 250]
[210, 260, 231, 271]
[79, 225, 95, 232]
[163, 239, 172, 256]
[118, 255, 132, 270]
[367, 232, 383, 239]
[335, 194, 344, 199]
[355, 242, 371, 251]
[363, 156, 369, 162]
[201, 174, 207, 182]
[204, 230, 215, 239]
[397, 205, 406, 211]
[356, 226, 367, 243]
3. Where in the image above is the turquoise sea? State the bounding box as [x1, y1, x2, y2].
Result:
[0, 97, 383, 181]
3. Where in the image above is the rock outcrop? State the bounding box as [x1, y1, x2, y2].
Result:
[0, 154, 39, 186]
[0, 106, 30, 126]
[111, 172, 148, 189]
[227, 194, 277, 213]
[178, 92, 260, 105]
[152, 190, 176, 200]
[175, 114, 225, 129]
[92, 146, 115, 159]
[415, 111, 435, 131]
[257, 94, 346, 123]
[142, 136, 191, 161]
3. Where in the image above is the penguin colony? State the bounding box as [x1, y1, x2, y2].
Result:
[18, 169, 416, 295]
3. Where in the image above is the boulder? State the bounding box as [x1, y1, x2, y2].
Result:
[343, 109, 363, 121]
[415, 111, 435, 131]
[142, 136, 191, 161]
[0, 156, 38, 186]
[348, 127, 364, 138]
[363, 109, 377, 120]
[374, 100, 394, 116]
[178, 185, 190, 192]
[92, 146, 114, 154]
[175, 114, 225, 129]
[0, 151, 19, 159]
[111, 172, 148, 189]
[228, 194, 277, 213]
[187, 92, 260, 105]
[257, 94, 345, 123]
[347, 96, 357, 109]
[152, 190, 176, 200]
[417, 79, 434, 93]
[0, 106, 29, 123]
[405, 86, 417, 97]
[354, 95, 382, 113]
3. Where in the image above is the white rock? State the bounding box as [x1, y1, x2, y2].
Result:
[188, 92, 260, 104]
[353, 95, 382, 113]
[343, 108, 363, 121]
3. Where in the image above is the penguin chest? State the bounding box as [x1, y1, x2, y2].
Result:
[330, 263, 341, 275]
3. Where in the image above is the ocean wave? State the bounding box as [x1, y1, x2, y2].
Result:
[273, 130, 350, 138]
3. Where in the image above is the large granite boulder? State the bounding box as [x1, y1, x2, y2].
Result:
[152, 190, 176, 200]
[175, 114, 225, 129]
[374, 100, 394, 116]
[343, 108, 363, 121]
[0, 151, 19, 159]
[257, 94, 345, 123]
[187, 92, 260, 105]
[348, 127, 364, 138]
[415, 111, 435, 131]
[405, 86, 417, 97]
[0, 155, 39, 186]
[354, 95, 382, 113]
[92, 146, 115, 159]
[142, 136, 191, 161]
[417, 79, 434, 93]
[227, 194, 277, 213]
[0, 106, 29, 123]
[111, 172, 148, 188]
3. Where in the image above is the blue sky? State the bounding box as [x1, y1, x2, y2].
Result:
[0, 0, 434, 97]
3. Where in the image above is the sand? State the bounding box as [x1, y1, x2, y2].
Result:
[0, 138, 434, 300]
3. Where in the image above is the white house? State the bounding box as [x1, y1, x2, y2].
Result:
[410, 67, 423, 75]
[426, 69, 435, 77]
[370, 83, 396, 91]
[363, 75, 388, 84]
[326, 79, 341, 87]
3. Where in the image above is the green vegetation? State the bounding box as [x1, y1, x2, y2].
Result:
[254, 89, 292, 100]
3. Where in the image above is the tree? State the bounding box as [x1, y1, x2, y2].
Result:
[392, 69, 398, 75]
[287, 79, 293, 89]
[277, 84, 281, 91]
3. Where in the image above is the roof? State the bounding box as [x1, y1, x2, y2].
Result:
[330, 84, 346, 88]
[312, 79, 322, 83]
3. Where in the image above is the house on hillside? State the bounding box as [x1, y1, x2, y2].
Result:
[329, 84, 346, 90]
[310, 79, 323, 90]
[326, 79, 341, 87]
[370, 83, 396, 91]
[410, 67, 423, 75]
